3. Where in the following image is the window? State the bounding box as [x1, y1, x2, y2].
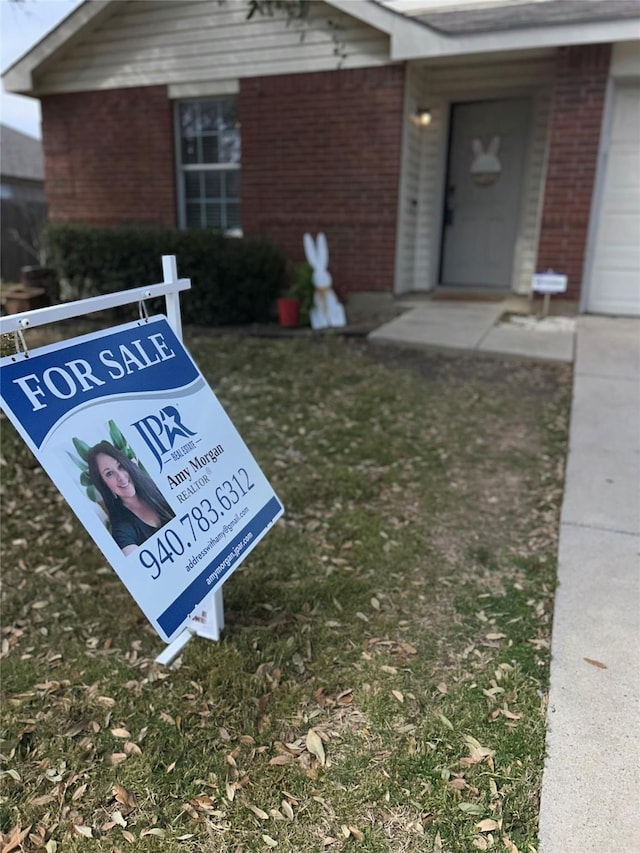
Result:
[176, 98, 241, 232]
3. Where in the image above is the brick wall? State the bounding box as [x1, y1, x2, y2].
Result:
[240, 66, 405, 295]
[536, 44, 611, 299]
[41, 85, 176, 227]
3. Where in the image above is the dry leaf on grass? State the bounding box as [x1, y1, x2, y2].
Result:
[74, 825, 93, 838]
[305, 729, 326, 766]
[71, 783, 88, 801]
[191, 795, 216, 812]
[476, 818, 501, 832]
[248, 804, 269, 820]
[28, 793, 56, 806]
[112, 784, 138, 813]
[2, 825, 32, 853]
[459, 802, 484, 816]
[438, 713, 454, 730]
[141, 827, 166, 838]
[110, 727, 131, 738]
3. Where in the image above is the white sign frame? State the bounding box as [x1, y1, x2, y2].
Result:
[531, 271, 568, 318]
[0, 257, 283, 664]
[532, 272, 568, 295]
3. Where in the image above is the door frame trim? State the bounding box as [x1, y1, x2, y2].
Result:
[581, 75, 616, 314]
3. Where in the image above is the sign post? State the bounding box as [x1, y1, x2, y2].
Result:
[0, 257, 283, 664]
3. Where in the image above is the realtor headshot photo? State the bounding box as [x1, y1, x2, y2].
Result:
[85, 440, 175, 556]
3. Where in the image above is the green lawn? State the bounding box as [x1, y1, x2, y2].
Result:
[0, 331, 571, 852]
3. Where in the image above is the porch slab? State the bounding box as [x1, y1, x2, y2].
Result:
[478, 323, 574, 362]
[368, 299, 575, 363]
[368, 302, 505, 350]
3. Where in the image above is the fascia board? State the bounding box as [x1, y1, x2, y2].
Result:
[325, 0, 400, 34]
[2, 0, 117, 95]
[391, 18, 640, 61]
[326, 0, 447, 55]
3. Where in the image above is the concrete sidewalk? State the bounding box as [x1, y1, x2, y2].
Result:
[538, 316, 640, 853]
[367, 302, 640, 851]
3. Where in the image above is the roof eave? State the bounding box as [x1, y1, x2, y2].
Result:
[322, 1, 640, 63]
[2, 0, 118, 95]
[3, 0, 638, 97]
[390, 17, 640, 61]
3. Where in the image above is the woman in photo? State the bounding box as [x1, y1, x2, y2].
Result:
[87, 441, 175, 555]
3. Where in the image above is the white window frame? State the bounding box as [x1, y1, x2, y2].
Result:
[174, 97, 241, 234]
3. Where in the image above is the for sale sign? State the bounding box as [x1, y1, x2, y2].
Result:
[0, 316, 284, 642]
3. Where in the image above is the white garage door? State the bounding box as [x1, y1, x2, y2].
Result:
[586, 83, 640, 316]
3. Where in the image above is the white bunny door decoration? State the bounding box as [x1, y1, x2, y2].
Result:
[303, 232, 346, 330]
[470, 136, 502, 186]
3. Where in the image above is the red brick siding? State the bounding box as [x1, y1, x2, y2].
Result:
[41, 86, 176, 227]
[536, 44, 611, 300]
[240, 66, 405, 295]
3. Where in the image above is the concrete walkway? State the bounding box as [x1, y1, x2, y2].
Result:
[369, 297, 576, 363]
[367, 302, 640, 851]
[538, 316, 640, 853]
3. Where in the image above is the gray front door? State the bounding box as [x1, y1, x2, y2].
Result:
[440, 98, 530, 287]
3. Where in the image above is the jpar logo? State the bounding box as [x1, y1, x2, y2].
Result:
[131, 405, 196, 471]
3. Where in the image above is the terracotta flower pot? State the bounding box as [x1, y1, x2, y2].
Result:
[3, 286, 49, 314]
[277, 297, 300, 328]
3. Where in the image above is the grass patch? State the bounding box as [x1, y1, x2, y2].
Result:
[1, 331, 571, 852]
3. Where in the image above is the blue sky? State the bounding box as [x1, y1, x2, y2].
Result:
[1, 0, 82, 139]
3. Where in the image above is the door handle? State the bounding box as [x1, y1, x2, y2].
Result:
[444, 185, 456, 226]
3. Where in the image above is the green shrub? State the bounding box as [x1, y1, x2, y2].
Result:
[43, 223, 286, 326]
[288, 261, 315, 326]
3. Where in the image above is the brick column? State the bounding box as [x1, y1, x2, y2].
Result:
[536, 44, 611, 299]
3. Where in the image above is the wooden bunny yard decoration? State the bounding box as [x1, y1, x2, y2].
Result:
[303, 232, 346, 330]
